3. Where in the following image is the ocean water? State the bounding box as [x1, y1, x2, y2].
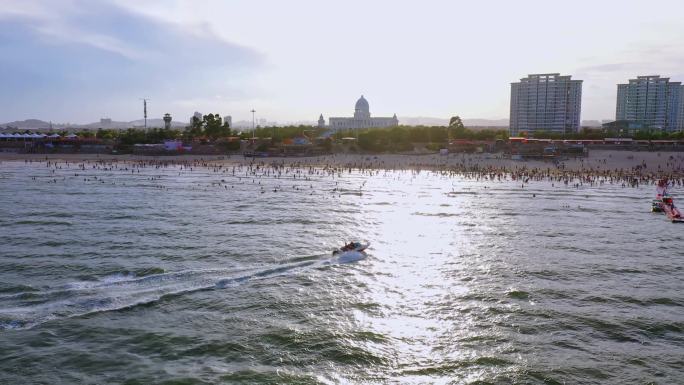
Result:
[0, 159, 682, 384]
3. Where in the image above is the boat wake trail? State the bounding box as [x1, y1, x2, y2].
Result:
[0, 252, 366, 331]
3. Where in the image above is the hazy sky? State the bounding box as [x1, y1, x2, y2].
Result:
[1, 0, 684, 124]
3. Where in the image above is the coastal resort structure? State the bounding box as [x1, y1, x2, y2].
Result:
[319, 95, 398, 131]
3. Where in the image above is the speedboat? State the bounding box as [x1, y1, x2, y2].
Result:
[333, 242, 369, 255]
[652, 194, 684, 222]
[652, 198, 665, 212]
[662, 196, 684, 222]
[651, 178, 684, 222]
[331, 242, 370, 263]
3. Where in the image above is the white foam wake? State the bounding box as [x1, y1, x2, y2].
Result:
[0, 252, 367, 330]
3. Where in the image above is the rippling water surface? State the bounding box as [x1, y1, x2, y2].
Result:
[1, 159, 682, 384]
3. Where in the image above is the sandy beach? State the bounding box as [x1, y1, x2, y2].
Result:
[2, 150, 684, 176]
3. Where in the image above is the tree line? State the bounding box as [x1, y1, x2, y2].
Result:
[332, 116, 508, 152]
[91, 113, 234, 145]
[527, 128, 684, 140]
[39, 112, 684, 147]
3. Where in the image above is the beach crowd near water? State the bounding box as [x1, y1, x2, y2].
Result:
[3, 150, 684, 193]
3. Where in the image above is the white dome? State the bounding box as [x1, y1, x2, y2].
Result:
[355, 95, 369, 112]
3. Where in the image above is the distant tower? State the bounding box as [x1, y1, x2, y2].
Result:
[140, 98, 150, 129]
[223, 115, 232, 127]
[318, 114, 326, 128]
[163, 113, 172, 129]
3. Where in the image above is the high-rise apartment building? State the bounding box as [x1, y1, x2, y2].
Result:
[509, 73, 582, 136]
[615, 75, 684, 131]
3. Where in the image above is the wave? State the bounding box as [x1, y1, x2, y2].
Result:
[411, 212, 460, 217]
[0, 252, 367, 331]
[14, 220, 73, 226]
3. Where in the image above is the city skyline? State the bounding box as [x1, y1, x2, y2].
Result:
[1, 0, 684, 124]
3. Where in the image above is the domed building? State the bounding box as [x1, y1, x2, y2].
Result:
[318, 95, 398, 131]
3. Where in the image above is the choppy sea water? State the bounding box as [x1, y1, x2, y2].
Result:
[0, 159, 682, 384]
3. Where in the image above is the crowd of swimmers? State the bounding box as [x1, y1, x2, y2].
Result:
[6, 153, 684, 195]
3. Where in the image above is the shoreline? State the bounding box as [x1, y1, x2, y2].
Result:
[2, 150, 684, 175]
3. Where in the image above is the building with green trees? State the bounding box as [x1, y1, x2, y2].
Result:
[321, 95, 398, 132]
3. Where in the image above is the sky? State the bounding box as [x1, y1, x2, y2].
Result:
[1, 0, 684, 124]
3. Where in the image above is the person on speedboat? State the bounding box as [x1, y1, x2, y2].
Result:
[656, 178, 670, 198]
[341, 241, 358, 252]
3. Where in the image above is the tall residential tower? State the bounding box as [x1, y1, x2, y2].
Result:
[615, 75, 684, 132]
[509, 73, 582, 136]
